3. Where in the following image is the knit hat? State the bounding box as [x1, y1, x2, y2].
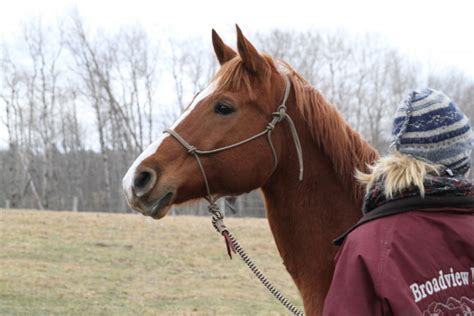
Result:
[392, 88, 474, 176]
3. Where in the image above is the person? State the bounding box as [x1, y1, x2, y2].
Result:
[323, 89, 474, 315]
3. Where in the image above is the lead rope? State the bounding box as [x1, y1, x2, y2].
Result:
[164, 73, 305, 316]
[209, 204, 304, 316]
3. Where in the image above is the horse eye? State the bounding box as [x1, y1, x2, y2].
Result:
[214, 102, 235, 115]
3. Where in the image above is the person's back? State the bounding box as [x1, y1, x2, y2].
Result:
[326, 205, 473, 315]
[323, 89, 474, 316]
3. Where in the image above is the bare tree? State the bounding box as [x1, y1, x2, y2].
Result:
[1, 21, 472, 213]
[169, 38, 217, 112]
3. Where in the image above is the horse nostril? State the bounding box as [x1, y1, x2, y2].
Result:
[133, 169, 157, 197]
[134, 171, 151, 188]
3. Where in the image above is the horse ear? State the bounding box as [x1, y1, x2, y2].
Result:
[236, 25, 266, 74]
[212, 29, 237, 65]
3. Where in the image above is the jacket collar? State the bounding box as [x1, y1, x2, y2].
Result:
[333, 195, 474, 246]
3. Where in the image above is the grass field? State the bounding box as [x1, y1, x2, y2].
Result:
[0, 209, 302, 315]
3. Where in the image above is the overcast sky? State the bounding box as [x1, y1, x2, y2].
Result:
[1, 0, 473, 76]
[0, 0, 473, 148]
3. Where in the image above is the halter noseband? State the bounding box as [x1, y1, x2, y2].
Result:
[164, 73, 304, 206]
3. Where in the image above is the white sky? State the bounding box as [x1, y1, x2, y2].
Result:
[1, 0, 473, 147]
[1, 0, 473, 75]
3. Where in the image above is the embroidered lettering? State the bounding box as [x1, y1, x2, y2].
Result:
[410, 268, 471, 303]
[410, 283, 423, 303]
[450, 268, 457, 287]
[455, 272, 462, 286]
[425, 281, 434, 295]
[432, 278, 440, 292]
[444, 273, 452, 287]
[438, 270, 447, 290]
[460, 272, 469, 285]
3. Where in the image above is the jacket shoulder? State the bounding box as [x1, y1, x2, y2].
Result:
[340, 214, 399, 258]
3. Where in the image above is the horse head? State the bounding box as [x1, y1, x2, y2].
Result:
[123, 26, 290, 219]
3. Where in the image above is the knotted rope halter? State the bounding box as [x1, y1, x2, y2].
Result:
[164, 73, 305, 316]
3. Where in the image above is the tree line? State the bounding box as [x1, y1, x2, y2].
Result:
[1, 14, 473, 216]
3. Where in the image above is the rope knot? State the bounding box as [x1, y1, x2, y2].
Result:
[187, 146, 197, 154]
[266, 122, 276, 131]
[208, 203, 223, 219]
[208, 203, 226, 234]
[212, 216, 227, 234]
[272, 105, 287, 123]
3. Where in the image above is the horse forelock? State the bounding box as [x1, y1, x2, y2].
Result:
[213, 54, 276, 102]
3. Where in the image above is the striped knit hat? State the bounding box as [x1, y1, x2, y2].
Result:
[392, 88, 473, 176]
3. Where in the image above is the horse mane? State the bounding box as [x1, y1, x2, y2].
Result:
[280, 61, 379, 203]
[214, 55, 379, 204]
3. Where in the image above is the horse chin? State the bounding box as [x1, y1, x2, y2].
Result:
[146, 191, 175, 219]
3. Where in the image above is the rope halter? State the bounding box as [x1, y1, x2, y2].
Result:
[164, 73, 303, 207]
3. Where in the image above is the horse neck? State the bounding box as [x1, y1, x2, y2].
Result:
[261, 89, 378, 315]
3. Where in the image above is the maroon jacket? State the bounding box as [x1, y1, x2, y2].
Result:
[323, 196, 474, 316]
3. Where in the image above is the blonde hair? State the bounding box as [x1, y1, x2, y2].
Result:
[356, 152, 443, 198]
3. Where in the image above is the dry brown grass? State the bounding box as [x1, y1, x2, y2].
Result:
[0, 209, 302, 315]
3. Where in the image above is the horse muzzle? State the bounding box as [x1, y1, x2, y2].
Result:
[123, 166, 176, 219]
[145, 191, 175, 219]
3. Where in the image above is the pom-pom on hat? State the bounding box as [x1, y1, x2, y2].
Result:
[392, 88, 473, 176]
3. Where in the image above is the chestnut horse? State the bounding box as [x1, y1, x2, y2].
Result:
[123, 26, 378, 315]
